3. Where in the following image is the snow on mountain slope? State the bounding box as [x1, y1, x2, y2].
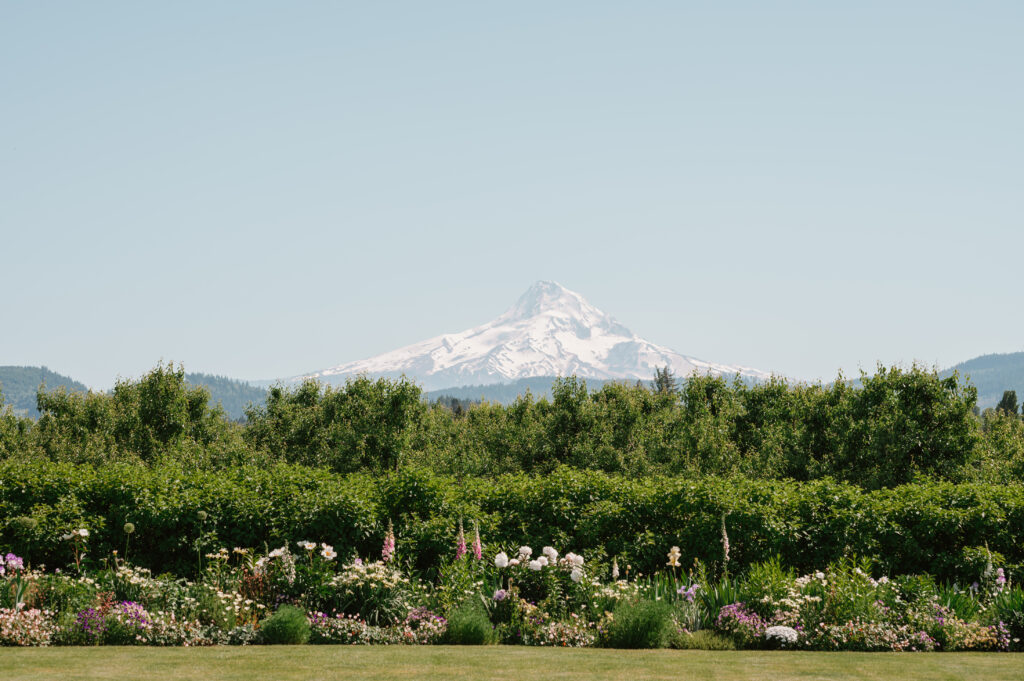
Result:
[288, 281, 772, 390]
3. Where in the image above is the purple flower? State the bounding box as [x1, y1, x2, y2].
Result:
[3, 553, 23, 571]
[996, 568, 1006, 586]
[493, 589, 508, 602]
[677, 583, 700, 602]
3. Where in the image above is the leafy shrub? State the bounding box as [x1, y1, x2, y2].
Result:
[669, 628, 736, 650]
[444, 599, 496, 645]
[714, 603, 766, 648]
[323, 560, 411, 626]
[602, 599, 672, 649]
[4, 459, 1024, 583]
[990, 586, 1024, 651]
[258, 605, 310, 645]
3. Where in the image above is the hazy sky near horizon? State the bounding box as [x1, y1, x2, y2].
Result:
[2, 2, 1022, 389]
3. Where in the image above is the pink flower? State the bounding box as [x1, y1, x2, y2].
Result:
[472, 522, 483, 561]
[455, 520, 467, 560]
[382, 520, 396, 563]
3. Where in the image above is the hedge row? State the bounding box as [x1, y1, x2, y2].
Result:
[1, 459, 1022, 581]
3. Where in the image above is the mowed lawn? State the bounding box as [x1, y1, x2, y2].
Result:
[1, 647, 1021, 681]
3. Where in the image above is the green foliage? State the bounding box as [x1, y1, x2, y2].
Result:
[997, 390, 1019, 416]
[259, 605, 311, 645]
[602, 598, 672, 648]
[990, 586, 1024, 651]
[30, 363, 248, 466]
[444, 599, 497, 645]
[245, 376, 424, 473]
[4, 459, 1024, 581]
[6, 361, 1024, 489]
[669, 628, 736, 650]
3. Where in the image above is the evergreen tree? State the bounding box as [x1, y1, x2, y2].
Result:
[652, 366, 678, 395]
[996, 390, 1019, 415]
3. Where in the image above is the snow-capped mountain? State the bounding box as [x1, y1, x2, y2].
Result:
[285, 281, 772, 391]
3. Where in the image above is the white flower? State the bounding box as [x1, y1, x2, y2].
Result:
[528, 559, 542, 571]
[77, 529, 90, 537]
[298, 541, 316, 551]
[268, 548, 286, 558]
[321, 548, 337, 560]
[542, 546, 558, 562]
[61, 533, 73, 541]
[537, 556, 549, 567]
[565, 552, 584, 567]
[508, 559, 520, 567]
[570, 567, 584, 583]
[518, 546, 532, 558]
[494, 552, 509, 569]
[814, 571, 825, 580]
[765, 626, 799, 645]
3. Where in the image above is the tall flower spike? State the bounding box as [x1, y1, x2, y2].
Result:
[382, 520, 396, 563]
[721, 512, 730, 572]
[455, 519, 467, 560]
[472, 522, 483, 561]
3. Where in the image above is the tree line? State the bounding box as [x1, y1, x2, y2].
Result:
[1, 362, 1022, 489]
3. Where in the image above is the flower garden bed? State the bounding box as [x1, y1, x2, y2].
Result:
[0, 527, 1021, 653]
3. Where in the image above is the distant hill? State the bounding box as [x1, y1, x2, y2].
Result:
[0, 366, 266, 421]
[0, 366, 89, 416]
[425, 376, 617, 404]
[184, 373, 266, 421]
[942, 352, 1024, 409]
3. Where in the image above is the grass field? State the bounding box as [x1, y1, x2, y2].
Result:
[0, 647, 1020, 681]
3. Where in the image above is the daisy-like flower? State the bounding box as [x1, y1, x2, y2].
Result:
[321, 547, 337, 560]
[298, 541, 316, 551]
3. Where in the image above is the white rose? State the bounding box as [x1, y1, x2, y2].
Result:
[508, 559, 520, 566]
[571, 567, 584, 583]
[78, 528, 90, 537]
[528, 559, 542, 571]
[542, 546, 558, 562]
[494, 552, 509, 569]
[537, 556, 549, 567]
[518, 546, 532, 558]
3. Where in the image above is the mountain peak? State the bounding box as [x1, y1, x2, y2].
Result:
[506, 280, 587, 320]
[293, 282, 772, 390]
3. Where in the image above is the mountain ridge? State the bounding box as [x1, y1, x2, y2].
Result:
[285, 281, 773, 390]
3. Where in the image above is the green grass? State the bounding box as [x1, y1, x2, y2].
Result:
[0, 647, 1021, 681]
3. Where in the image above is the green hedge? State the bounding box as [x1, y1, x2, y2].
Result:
[1, 460, 1021, 581]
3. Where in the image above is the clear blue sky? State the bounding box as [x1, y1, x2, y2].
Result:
[2, 2, 1022, 388]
